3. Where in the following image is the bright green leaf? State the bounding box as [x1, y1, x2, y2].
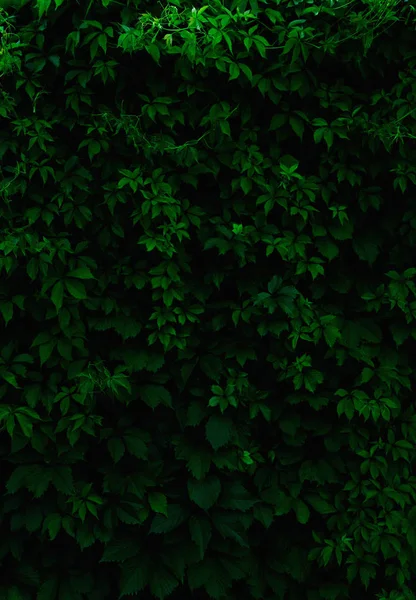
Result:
[148, 492, 168, 516]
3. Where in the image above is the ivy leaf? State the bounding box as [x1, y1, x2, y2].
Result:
[294, 498, 310, 524]
[42, 513, 61, 540]
[119, 557, 149, 597]
[1, 371, 20, 388]
[212, 512, 249, 547]
[139, 384, 172, 409]
[188, 476, 221, 510]
[148, 492, 168, 516]
[39, 342, 55, 367]
[66, 267, 95, 279]
[123, 430, 148, 459]
[189, 515, 212, 559]
[65, 280, 87, 300]
[51, 281, 64, 312]
[149, 504, 189, 534]
[199, 354, 222, 380]
[205, 415, 233, 450]
[323, 325, 341, 347]
[107, 438, 125, 463]
[186, 450, 211, 480]
[15, 414, 33, 437]
[253, 505, 274, 528]
[100, 539, 140, 563]
[0, 301, 13, 325]
[51, 467, 74, 495]
[149, 565, 179, 600]
[304, 493, 336, 514]
[289, 116, 304, 140]
[37, 579, 59, 600]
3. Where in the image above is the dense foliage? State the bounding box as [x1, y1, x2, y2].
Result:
[1, 0, 416, 599]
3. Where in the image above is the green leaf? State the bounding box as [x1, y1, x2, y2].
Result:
[205, 415, 233, 450]
[37, 579, 59, 600]
[123, 430, 148, 459]
[289, 116, 304, 140]
[149, 565, 179, 600]
[212, 512, 249, 547]
[294, 499, 310, 524]
[100, 538, 140, 563]
[39, 342, 55, 367]
[107, 438, 125, 463]
[188, 476, 221, 510]
[149, 504, 188, 534]
[199, 354, 222, 380]
[304, 493, 336, 514]
[253, 505, 274, 528]
[219, 482, 257, 511]
[65, 280, 87, 299]
[51, 467, 74, 495]
[66, 267, 95, 279]
[119, 557, 149, 597]
[189, 515, 212, 559]
[0, 301, 13, 325]
[315, 239, 339, 260]
[361, 367, 374, 383]
[139, 384, 172, 409]
[51, 281, 64, 311]
[1, 371, 20, 388]
[15, 414, 33, 437]
[323, 325, 341, 347]
[148, 492, 168, 516]
[43, 513, 61, 540]
[186, 450, 211, 480]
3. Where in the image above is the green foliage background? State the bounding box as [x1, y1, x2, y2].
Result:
[1, 0, 416, 599]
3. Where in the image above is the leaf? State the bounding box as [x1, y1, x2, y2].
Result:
[65, 280, 87, 299]
[149, 504, 188, 534]
[37, 579, 59, 600]
[189, 515, 212, 559]
[304, 493, 336, 514]
[123, 432, 148, 459]
[316, 239, 339, 260]
[139, 384, 172, 409]
[119, 557, 149, 598]
[186, 450, 211, 480]
[294, 499, 310, 524]
[321, 545, 333, 566]
[43, 513, 61, 540]
[39, 342, 55, 367]
[6, 466, 31, 494]
[51, 467, 74, 495]
[149, 565, 179, 600]
[187, 563, 210, 591]
[15, 414, 33, 437]
[212, 512, 249, 547]
[107, 438, 125, 463]
[199, 354, 222, 380]
[0, 301, 13, 325]
[219, 482, 257, 511]
[51, 281, 64, 312]
[253, 505, 274, 528]
[205, 415, 233, 450]
[1, 371, 20, 388]
[186, 400, 206, 426]
[148, 492, 168, 516]
[289, 116, 304, 140]
[361, 367, 374, 383]
[66, 267, 95, 279]
[188, 476, 221, 510]
[323, 325, 341, 347]
[100, 538, 140, 563]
